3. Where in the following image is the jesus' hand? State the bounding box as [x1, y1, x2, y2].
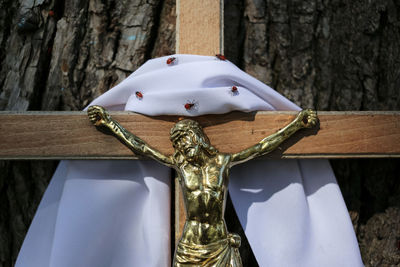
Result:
[296, 109, 318, 128]
[87, 105, 111, 127]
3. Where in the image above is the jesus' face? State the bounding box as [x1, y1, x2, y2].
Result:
[173, 131, 201, 161]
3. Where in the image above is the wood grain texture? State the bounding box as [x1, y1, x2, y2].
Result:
[0, 111, 399, 159]
[177, 0, 222, 55]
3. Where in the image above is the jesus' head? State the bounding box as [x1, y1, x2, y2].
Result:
[170, 119, 218, 164]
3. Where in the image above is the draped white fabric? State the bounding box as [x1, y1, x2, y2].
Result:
[16, 54, 363, 267]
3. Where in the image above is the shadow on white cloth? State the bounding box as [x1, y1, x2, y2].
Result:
[16, 160, 171, 267]
[16, 55, 363, 267]
[230, 159, 362, 266]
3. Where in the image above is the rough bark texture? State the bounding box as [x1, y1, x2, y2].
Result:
[0, 0, 175, 266]
[358, 207, 400, 266]
[0, 0, 399, 266]
[224, 0, 400, 266]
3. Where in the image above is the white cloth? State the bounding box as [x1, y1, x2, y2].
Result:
[16, 54, 363, 267]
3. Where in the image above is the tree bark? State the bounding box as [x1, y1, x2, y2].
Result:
[0, 0, 175, 266]
[224, 0, 400, 266]
[0, 0, 399, 266]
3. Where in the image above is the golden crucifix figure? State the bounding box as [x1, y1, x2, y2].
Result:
[87, 105, 318, 267]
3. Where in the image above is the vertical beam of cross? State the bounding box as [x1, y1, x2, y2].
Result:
[176, 0, 223, 55]
[175, 0, 224, 244]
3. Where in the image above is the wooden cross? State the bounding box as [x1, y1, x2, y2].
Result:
[0, 0, 399, 246]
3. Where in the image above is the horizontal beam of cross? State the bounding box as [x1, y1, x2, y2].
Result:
[1, 111, 399, 160]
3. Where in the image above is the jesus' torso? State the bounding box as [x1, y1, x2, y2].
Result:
[176, 153, 232, 245]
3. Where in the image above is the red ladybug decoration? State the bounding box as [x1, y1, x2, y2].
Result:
[166, 57, 176, 65]
[231, 86, 238, 92]
[135, 91, 143, 99]
[184, 103, 195, 110]
[215, 54, 226, 60]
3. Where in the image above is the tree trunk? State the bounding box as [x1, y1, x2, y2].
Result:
[0, 0, 175, 266]
[0, 0, 399, 266]
[224, 0, 400, 266]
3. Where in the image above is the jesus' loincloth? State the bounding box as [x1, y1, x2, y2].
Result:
[173, 233, 242, 267]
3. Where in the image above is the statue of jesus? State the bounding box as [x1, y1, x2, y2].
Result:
[88, 105, 318, 267]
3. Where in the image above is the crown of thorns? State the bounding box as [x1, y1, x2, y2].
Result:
[170, 119, 203, 142]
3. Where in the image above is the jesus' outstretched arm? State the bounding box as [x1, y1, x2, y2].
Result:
[230, 109, 318, 166]
[87, 105, 174, 167]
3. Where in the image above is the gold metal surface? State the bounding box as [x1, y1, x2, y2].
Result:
[88, 106, 318, 266]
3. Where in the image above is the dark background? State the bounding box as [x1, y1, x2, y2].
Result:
[0, 0, 399, 266]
